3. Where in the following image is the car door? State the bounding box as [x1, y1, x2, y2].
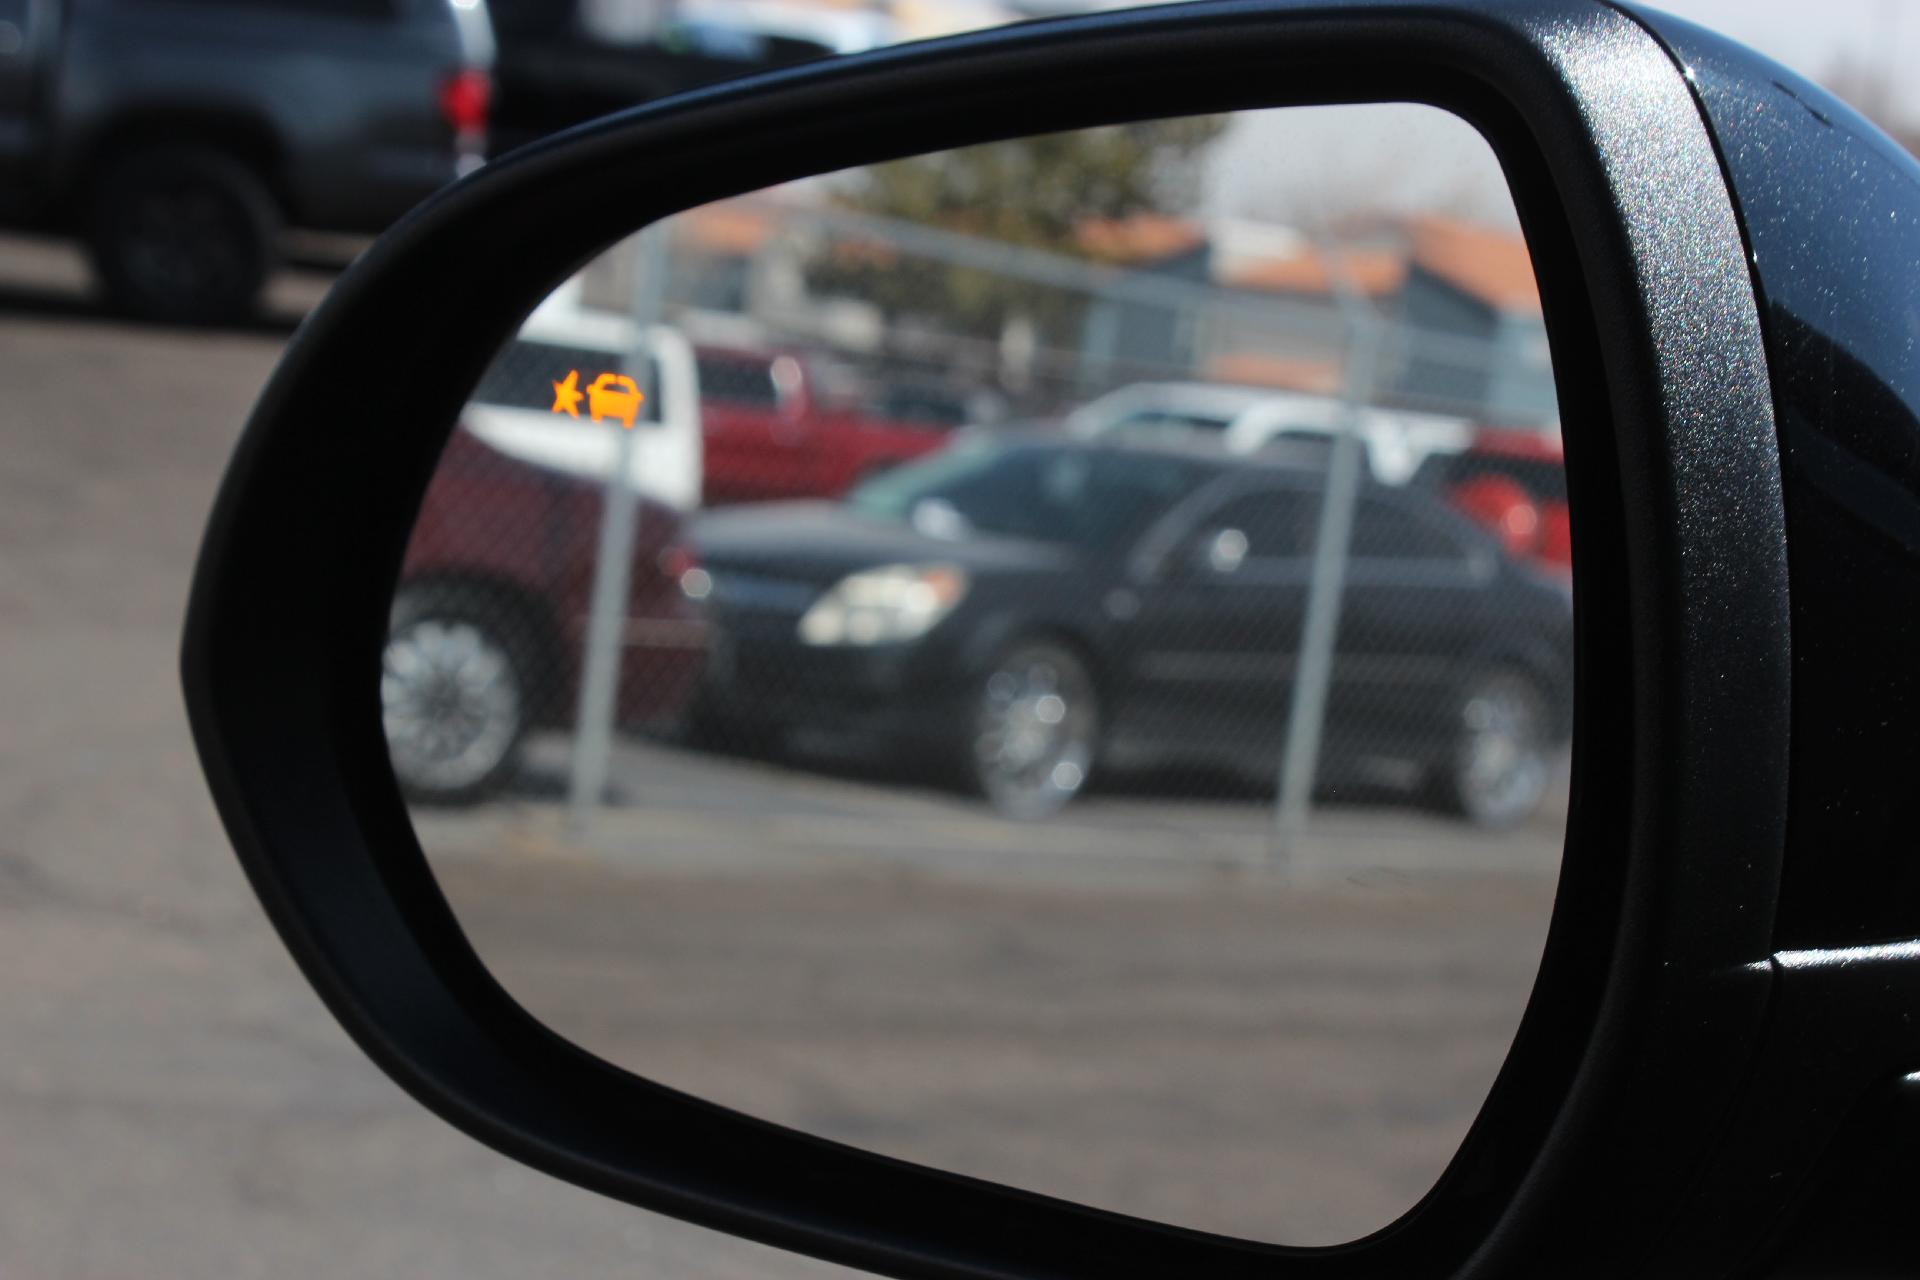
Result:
[1116, 483, 1320, 769]
[1329, 493, 1493, 777]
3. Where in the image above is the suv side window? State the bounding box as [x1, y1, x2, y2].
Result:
[1199, 489, 1321, 561]
[1109, 409, 1236, 437]
[696, 355, 781, 407]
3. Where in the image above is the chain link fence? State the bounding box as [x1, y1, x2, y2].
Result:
[388, 187, 1572, 870]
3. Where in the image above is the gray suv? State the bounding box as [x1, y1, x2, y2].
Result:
[0, 0, 493, 322]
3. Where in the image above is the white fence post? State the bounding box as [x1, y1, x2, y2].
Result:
[568, 224, 673, 826]
[1271, 252, 1385, 871]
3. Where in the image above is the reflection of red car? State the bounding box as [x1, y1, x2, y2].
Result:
[696, 345, 959, 504]
[1414, 429, 1570, 576]
[384, 427, 708, 803]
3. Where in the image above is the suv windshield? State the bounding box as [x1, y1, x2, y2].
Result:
[847, 440, 1205, 546]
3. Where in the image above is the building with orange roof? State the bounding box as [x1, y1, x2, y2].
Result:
[1215, 247, 1408, 299]
[622, 191, 1555, 425]
[1404, 215, 1543, 315]
[1394, 215, 1555, 424]
[1074, 213, 1209, 265]
[1177, 215, 1552, 419]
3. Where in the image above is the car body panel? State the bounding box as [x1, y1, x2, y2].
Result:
[400, 426, 707, 728]
[0, 0, 491, 232]
[1068, 379, 1476, 484]
[696, 344, 963, 504]
[1630, 6, 1920, 952]
[691, 441, 1572, 787]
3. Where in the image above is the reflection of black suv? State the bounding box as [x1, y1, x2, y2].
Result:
[0, 0, 493, 322]
[691, 437, 1573, 824]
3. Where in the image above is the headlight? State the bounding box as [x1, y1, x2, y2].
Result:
[797, 564, 969, 646]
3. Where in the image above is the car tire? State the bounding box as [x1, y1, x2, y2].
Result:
[382, 585, 534, 806]
[1431, 666, 1553, 828]
[86, 146, 279, 325]
[961, 638, 1100, 819]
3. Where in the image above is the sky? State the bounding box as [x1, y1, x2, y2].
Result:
[1643, 0, 1918, 120]
[1206, 105, 1515, 228]
[1191, 1, 1920, 232]
[1016, 0, 1920, 111]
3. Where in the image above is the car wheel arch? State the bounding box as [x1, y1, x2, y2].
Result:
[391, 571, 571, 725]
[1451, 636, 1571, 739]
[961, 619, 1114, 722]
[72, 108, 290, 217]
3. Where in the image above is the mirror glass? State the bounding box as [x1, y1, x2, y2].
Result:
[393, 103, 1569, 1247]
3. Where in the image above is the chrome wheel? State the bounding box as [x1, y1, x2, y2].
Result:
[382, 614, 525, 802]
[970, 642, 1098, 819]
[1448, 670, 1550, 827]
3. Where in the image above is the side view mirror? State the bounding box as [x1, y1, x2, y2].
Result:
[180, 1, 1920, 1276]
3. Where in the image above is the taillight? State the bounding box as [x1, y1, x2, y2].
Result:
[1449, 476, 1543, 559]
[438, 67, 491, 139]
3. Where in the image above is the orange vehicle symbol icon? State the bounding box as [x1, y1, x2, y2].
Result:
[586, 372, 645, 428]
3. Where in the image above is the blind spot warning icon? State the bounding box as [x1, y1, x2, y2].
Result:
[551, 370, 647, 428]
[586, 373, 645, 428]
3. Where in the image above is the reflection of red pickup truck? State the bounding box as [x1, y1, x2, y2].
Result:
[386, 428, 709, 803]
[1414, 428, 1571, 577]
[696, 345, 957, 504]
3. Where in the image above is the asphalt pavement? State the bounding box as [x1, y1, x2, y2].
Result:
[0, 234, 1563, 1276]
[0, 236, 850, 1280]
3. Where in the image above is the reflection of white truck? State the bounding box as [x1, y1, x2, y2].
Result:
[1066, 381, 1473, 484]
[463, 278, 703, 511]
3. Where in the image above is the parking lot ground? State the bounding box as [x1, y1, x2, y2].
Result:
[418, 730, 1571, 884]
[0, 236, 845, 1280]
[414, 732, 1565, 1245]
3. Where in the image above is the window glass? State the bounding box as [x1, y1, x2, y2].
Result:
[395, 104, 1568, 1250]
[1108, 408, 1237, 437]
[695, 353, 783, 406]
[849, 440, 1205, 546]
[1202, 490, 1321, 560]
